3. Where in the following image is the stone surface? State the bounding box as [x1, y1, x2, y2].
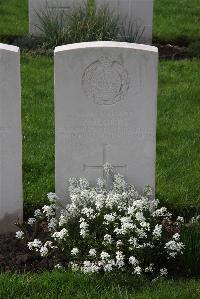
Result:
[54, 41, 158, 202]
[29, 0, 80, 35]
[0, 43, 23, 233]
[29, 0, 153, 44]
[96, 0, 154, 44]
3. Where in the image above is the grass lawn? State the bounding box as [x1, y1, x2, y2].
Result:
[0, 0, 199, 43]
[0, 0, 28, 37]
[21, 55, 200, 216]
[154, 0, 200, 43]
[0, 271, 200, 298]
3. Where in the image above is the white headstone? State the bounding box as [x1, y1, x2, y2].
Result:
[29, 0, 153, 44]
[29, 0, 81, 35]
[54, 41, 158, 202]
[0, 44, 23, 233]
[96, 0, 154, 44]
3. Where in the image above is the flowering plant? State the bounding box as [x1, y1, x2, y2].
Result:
[16, 164, 185, 277]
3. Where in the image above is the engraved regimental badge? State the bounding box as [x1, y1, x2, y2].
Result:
[82, 57, 129, 105]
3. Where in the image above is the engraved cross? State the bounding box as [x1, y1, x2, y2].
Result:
[83, 144, 127, 178]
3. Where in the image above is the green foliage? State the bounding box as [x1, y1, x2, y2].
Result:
[119, 19, 145, 43]
[188, 41, 200, 58]
[0, 272, 200, 298]
[35, 2, 119, 48]
[179, 224, 200, 276]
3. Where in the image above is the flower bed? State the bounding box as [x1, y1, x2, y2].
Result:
[15, 164, 186, 278]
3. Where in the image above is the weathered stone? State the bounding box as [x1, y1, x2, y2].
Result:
[29, 0, 153, 44]
[54, 41, 158, 202]
[0, 43, 23, 233]
[96, 0, 153, 44]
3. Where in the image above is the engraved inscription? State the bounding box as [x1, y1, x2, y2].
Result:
[82, 57, 129, 105]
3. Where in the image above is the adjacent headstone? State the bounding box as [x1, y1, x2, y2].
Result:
[29, 0, 153, 44]
[54, 41, 158, 202]
[29, 0, 81, 35]
[0, 44, 23, 233]
[96, 0, 154, 44]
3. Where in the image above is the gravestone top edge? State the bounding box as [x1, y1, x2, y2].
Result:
[54, 41, 158, 54]
[0, 43, 19, 53]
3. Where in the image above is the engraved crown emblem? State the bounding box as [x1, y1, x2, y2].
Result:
[82, 57, 129, 105]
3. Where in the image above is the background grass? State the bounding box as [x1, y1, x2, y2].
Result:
[0, 0, 28, 37]
[0, 271, 200, 298]
[154, 0, 200, 44]
[21, 56, 200, 216]
[0, 0, 199, 43]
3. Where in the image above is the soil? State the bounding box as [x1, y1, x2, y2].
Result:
[0, 233, 58, 273]
[155, 43, 189, 60]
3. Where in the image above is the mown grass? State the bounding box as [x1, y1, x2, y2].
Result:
[0, 0, 28, 37]
[157, 58, 200, 210]
[154, 0, 200, 44]
[21, 54, 54, 215]
[0, 271, 200, 298]
[0, 0, 199, 43]
[21, 55, 200, 216]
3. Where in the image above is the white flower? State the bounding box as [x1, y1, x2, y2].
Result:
[52, 228, 68, 240]
[71, 247, 79, 256]
[42, 204, 55, 218]
[27, 239, 42, 251]
[89, 249, 96, 257]
[176, 216, 184, 223]
[79, 178, 89, 189]
[129, 237, 138, 247]
[54, 263, 63, 269]
[135, 211, 145, 222]
[28, 218, 36, 225]
[172, 233, 180, 241]
[44, 241, 55, 248]
[160, 268, 168, 276]
[116, 251, 125, 268]
[59, 214, 68, 227]
[100, 251, 110, 260]
[135, 228, 147, 239]
[129, 256, 139, 266]
[81, 261, 100, 273]
[191, 215, 200, 224]
[71, 263, 79, 272]
[48, 217, 58, 231]
[152, 224, 162, 239]
[82, 207, 95, 219]
[103, 234, 112, 244]
[47, 192, 58, 203]
[165, 240, 184, 257]
[97, 178, 105, 189]
[116, 240, 123, 248]
[152, 207, 171, 218]
[40, 246, 48, 257]
[134, 266, 142, 275]
[34, 209, 41, 218]
[95, 194, 105, 210]
[16, 231, 24, 239]
[79, 218, 89, 238]
[145, 264, 154, 273]
[103, 260, 115, 272]
[104, 213, 116, 223]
